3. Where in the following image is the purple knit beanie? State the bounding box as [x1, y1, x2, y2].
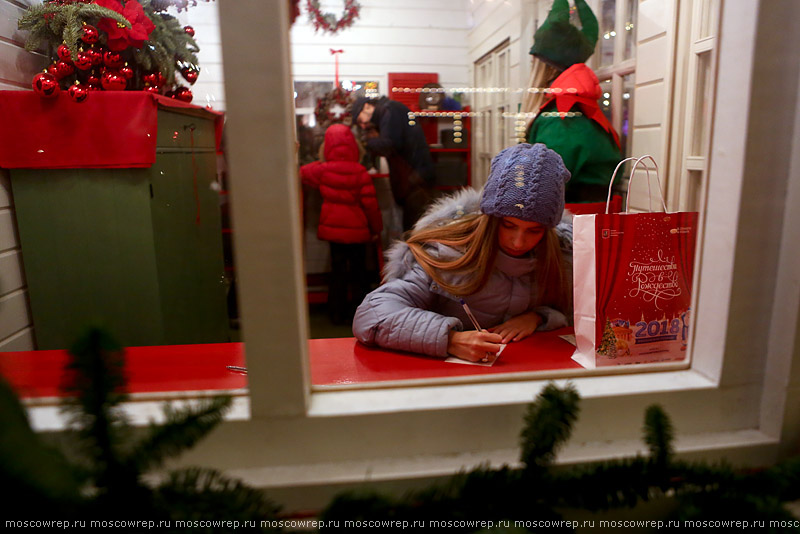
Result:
[480, 143, 570, 227]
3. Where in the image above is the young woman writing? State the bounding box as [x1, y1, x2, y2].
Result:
[353, 143, 573, 363]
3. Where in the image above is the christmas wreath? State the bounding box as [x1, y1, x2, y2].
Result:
[306, 0, 360, 35]
[314, 86, 353, 128]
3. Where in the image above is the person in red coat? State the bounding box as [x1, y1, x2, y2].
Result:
[300, 124, 384, 324]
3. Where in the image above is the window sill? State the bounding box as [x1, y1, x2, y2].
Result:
[307, 366, 712, 417]
[223, 429, 777, 492]
[26, 393, 251, 432]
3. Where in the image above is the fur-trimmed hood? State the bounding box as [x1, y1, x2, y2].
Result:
[382, 187, 573, 282]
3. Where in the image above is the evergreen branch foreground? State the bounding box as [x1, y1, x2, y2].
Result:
[0, 328, 798, 532]
[321, 384, 800, 531]
[0, 328, 281, 528]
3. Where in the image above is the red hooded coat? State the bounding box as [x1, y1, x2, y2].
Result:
[300, 124, 383, 244]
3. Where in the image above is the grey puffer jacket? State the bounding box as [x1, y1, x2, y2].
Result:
[352, 188, 573, 357]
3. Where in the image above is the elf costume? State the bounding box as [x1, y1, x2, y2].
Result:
[526, 0, 622, 202]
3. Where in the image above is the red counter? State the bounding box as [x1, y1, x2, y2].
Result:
[0, 329, 580, 399]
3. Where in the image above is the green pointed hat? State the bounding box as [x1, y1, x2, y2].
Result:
[529, 0, 599, 71]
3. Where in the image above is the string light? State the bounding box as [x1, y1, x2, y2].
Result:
[407, 111, 482, 118]
[539, 111, 584, 118]
[391, 86, 557, 94]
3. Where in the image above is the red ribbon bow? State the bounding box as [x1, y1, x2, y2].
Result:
[330, 49, 344, 88]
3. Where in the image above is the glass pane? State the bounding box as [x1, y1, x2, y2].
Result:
[686, 169, 702, 212]
[624, 0, 638, 60]
[691, 53, 712, 156]
[498, 52, 507, 88]
[621, 73, 634, 158]
[699, 0, 718, 39]
[599, 0, 617, 67]
[497, 105, 507, 151]
[599, 78, 613, 124]
[294, 81, 333, 110]
[293, 80, 379, 163]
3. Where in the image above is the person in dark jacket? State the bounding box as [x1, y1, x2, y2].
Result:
[300, 124, 383, 324]
[353, 143, 573, 363]
[351, 96, 436, 231]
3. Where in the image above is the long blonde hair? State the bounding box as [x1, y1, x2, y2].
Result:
[521, 57, 562, 130]
[405, 214, 570, 313]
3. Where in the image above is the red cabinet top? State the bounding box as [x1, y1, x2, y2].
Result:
[0, 91, 223, 170]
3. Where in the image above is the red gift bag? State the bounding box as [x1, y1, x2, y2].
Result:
[572, 156, 699, 368]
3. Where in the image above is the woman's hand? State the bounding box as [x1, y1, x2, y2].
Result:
[447, 330, 504, 363]
[488, 311, 542, 344]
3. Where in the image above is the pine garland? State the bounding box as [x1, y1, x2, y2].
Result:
[125, 395, 231, 473]
[135, 0, 199, 86]
[0, 327, 279, 521]
[320, 385, 800, 528]
[18, 2, 130, 60]
[520, 383, 580, 473]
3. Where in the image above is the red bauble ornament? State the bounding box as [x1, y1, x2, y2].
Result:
[184, 25, 195, 37]
[120, 64, 134, 80]
[57, 44, 72, 62]
[174, 87, 193, 103]
[157, 72, 167, 86]
[89, 47, 104, 66]
[101, 70, 127, 91]
[87, 72, 101, 86]
[103, 50, 124, 69]
[143, 72, 159, 85]
[75, 51, 93, 71]
[81, 24, 99, 44]
[53, 60, 75, 79]
[143, 85, 160, 94]
[68, 82, 89, 103]
[181, 67, 198, 85]
[32, 72, 60, 98]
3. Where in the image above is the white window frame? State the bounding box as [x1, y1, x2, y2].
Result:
[27, 1, 800, 492]
[666, 0, 719, 212]
[594, 0, 636, 153]
[473, 40, 512, 189]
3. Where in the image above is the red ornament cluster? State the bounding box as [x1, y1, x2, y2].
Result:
[28, 3, 204, 103]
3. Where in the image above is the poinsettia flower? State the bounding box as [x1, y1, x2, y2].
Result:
[95, 0, 156, 51]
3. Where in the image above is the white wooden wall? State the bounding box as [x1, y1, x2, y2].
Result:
[175, 1, 226, 111]
[626, 0, 677, 211]
[290, 0, 470, 94]
[0, 0, 46, 351]
[468, 0, 537, 102]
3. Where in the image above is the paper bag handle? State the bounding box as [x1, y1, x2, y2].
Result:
[605, 155, 668, 214]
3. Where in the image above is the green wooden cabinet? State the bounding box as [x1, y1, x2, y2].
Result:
[11, 108, 229, 349]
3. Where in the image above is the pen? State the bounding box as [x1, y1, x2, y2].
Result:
[459, 299, 492, 363]
[459, 298, 483, 331]
[226, 365, 248, 373]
